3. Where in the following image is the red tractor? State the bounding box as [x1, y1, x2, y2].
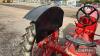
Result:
[64, 5, 100, 56]
[23, 5, 100, 56]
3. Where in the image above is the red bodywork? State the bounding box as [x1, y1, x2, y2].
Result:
[75, 16, 97, 42]
[36, 7, 100, 56]
[37, 15, 100, 56]
[65, 16, 97, 56]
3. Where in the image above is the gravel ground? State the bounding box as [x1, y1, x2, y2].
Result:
[0, 27, 23, 56]
[0, 3, 78, 17]
[0, 5, 30, 56]
[0, 3, 33, 10]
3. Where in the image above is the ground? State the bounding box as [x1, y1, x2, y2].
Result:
[0, 5, 100, 56]
[0, 5, 30, 56]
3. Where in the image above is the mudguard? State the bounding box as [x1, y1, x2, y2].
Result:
[24, 5, 64, 43]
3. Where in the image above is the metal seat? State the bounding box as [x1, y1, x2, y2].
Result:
[65, 35, 96, 47]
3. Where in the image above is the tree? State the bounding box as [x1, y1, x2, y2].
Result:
[79, 0, 85, 3]
[94, 0, 100, 3]
[79, 0, 93, 4]
[79, 0, 100, 3]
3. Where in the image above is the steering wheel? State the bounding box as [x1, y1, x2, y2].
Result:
[76, 5, 99, 26]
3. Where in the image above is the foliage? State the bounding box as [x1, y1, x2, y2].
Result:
[94, 0, 100, 3]
[79, 0, 100, 3]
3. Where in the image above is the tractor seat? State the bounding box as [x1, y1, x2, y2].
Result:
[65, 35, 96, 47]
